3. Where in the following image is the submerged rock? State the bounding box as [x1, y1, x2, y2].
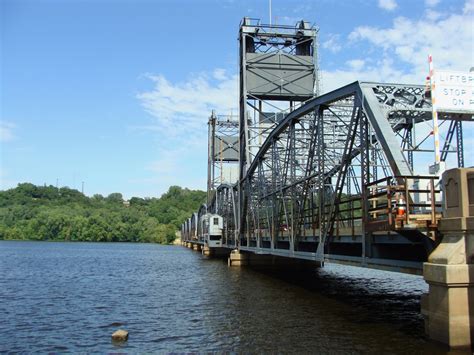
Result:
[112, 329, 128, 342]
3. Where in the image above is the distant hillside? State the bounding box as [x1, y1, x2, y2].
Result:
[0, 183, 206, 244]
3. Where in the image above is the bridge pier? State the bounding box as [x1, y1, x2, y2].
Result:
[202, 245, 212, 257]
[422, 168, 474, 349]
[192, 244, 201, 252]
[202, 246, 231, 258]
[227, 250, 321, 270]
[228, 250, 248, 266]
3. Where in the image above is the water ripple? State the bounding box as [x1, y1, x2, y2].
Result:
[0, 241, 452, 353]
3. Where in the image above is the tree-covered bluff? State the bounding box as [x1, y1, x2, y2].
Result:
[0, 183, 206, 244]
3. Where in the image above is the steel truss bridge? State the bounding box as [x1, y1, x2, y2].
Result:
[183, 81, 471, 274]
[181, 18, 472, 275]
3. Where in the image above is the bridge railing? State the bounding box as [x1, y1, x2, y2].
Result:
[365, 175, 441, 233]
[333, 194, 363, 237]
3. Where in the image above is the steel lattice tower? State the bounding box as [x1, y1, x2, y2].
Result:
[238, 17, 320, 241]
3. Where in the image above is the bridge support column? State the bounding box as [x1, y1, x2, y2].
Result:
[192, 244, 201, 252]
[186, 242, 193, 248]
[422, 168, 474, 349]
[228, 250, 321, 270]
[202, 245, 212, 257]
[228, 250, 248, 266]
[203, 246, 231, 258]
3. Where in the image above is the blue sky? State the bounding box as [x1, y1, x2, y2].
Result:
[1, 0, 473, 198]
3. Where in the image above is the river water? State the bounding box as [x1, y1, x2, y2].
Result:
[0, 241, 460, 353]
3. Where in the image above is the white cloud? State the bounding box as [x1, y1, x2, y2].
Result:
[322, 34, 342, 53]
[213, 68, 228, 81]
[320, 1, 473, 170]
[137, 71, 237, 133]
[424, 9, 442, 21]
[425, 0, 440, 7]
[321, 1, 473, 96]
[347, 59, 365, 71]
[0, 121, 16, 142]
[378, 0, 398, 11]
[136, 70, 238, 194]
[344, 6, 473, 86]
[322, 57, 417, 92]
[464, 0, 474, 13]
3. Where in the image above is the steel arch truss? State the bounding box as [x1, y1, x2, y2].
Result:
[234, 81, 472, 271]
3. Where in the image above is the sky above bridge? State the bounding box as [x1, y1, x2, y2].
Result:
[1, 0, 473, 198]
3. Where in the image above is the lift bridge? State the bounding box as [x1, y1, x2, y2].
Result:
[180, 18, 472, 276]
[181, 18, 474, 347]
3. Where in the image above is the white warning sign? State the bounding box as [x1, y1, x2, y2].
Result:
[432, 70, 474, 113]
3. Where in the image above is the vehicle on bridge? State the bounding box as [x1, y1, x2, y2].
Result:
[200, 213, 224, 248]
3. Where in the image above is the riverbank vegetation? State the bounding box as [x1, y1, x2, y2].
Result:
[0, 183, 206, 244]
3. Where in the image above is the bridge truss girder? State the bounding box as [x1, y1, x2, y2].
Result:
[214, 81, 472, 272]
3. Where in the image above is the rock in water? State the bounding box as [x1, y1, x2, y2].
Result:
[112, 329, 129, 341]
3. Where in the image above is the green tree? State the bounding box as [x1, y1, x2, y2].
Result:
[0, 183, 205, 244]
[106, 193, 123, 204]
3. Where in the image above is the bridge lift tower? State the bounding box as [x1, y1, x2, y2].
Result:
[238, 17, 320, 237]
[207, 110, 239, 210]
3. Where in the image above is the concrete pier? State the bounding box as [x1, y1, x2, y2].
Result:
[422, 168, 474, 349]
[228, 249, 321, 270]
[202, 245, 212, 257]
[228, 250, 248, 266]
[202, 246, 231, 258]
